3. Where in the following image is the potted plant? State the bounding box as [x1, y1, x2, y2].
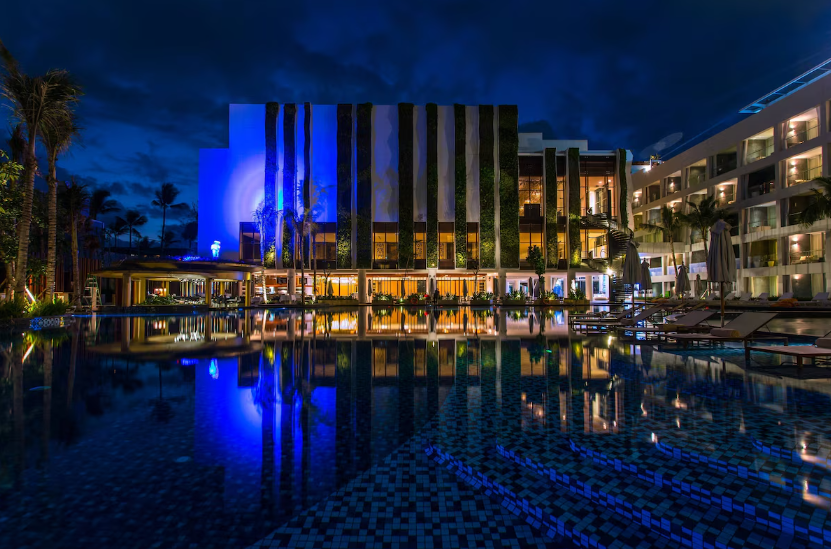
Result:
[372, 292, 394, 304]
[407, 293, 428, 306]
[469, 291, 494, 306]
[501, 290, 527, 306]
[563, 287, 588, 306]
[437, 292, 459, 306]
[535, 290, 559, 306]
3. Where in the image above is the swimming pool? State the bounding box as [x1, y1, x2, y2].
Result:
[0, 309, 828, 548]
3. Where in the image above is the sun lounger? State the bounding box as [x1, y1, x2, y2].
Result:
[573, 305, 665, 331]
[749, 335, 831, 368]
[569, 304, 642, 322]
[754, 293, 769, 301]
[723, 291, 737, 300]
[667, 312, 786, 360]
[616, 310, 716, 337]
[735, 292, 751, 301]
[777, 292, 793, 301]
[812, 292, 829, 303]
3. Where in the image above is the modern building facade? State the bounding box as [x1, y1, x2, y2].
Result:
[199, 104, 633, 302]
[631, 60, 831, 299]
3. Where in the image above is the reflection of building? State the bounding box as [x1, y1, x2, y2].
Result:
[199, 104, 635, 302]
[632, 60, 831, 298]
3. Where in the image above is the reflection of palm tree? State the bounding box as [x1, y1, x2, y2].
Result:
[150, 363, 174, 422]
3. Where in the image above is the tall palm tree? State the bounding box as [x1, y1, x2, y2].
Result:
[39, 113, 79, 302]
[641, 204, 686, 277]
[794, 177, 831, 228]
[181, 221, 198, 253]
[159, 230, 178, 251]
[678, 195, 734, 260]
[151, 182, 187, 254]
[111, 217, 129, 253]
[280, 200, 321, 303]
[0, 39, 83, 298]
[116, 209, 147, 254]
[59, 178, 90, 305]
[88, 188, 120, 220]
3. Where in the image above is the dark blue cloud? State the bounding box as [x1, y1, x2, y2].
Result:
[2, 0, 831, 235]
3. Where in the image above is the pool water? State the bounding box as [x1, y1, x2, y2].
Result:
[1, 309, 830, 548]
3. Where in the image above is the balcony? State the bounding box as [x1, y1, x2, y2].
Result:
[786, 119, 819, 148]
[787, 164, 822, 187]
[789, 249, 824, 265]
[746, 218, 776, 233]
[747, 254, 777, 269]
[745, 129, 774, 164]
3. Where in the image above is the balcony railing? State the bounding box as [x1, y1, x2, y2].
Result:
[786, 120, 819, 148]
[688, 172, 706, 187]
[747, 181, 774, 198]
[745, 143, 774, 164]
[747, 254, 777, 269]
[649, 267, 662, 277]
[746, 218, 776, 233]
[789, 249, 824, 265]
[689, 262, 707, 274]
[787, 164, 822, 187]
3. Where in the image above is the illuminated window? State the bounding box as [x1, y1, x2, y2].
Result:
[438, 222, 454, 268]
[466, 222, 479, 263]
[373, 222, 398, 268]
[239, 222, 260, 263]
[520, 222, 543, 265]
[580, 155, 616, 216]
[313, 222, 336, 266]
[414, 222, 426, 261]
[785, 108, 819, 148]
[518, 175, 542, 216]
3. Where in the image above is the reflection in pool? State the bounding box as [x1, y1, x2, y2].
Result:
[1, 308, 830, 549]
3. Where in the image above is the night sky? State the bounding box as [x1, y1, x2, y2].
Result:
[2, 0, 831, 235]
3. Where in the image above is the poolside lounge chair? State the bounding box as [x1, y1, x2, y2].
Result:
[750, 335, 831, 368]
[616, 310, 716, 337]
[569, 304, 642, 322]
[812, 292, 830, 303]
[723, 291, 737, 300]
[754, 293, 769, 301]
[666, 312, 786, 360]
[733, 292, 751, 301]
[777, 292, 793, 301]
[573, 305, 665, 332]
[707, 293, 721, 301]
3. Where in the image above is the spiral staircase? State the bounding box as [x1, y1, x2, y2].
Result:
[580, 213, 635, 304]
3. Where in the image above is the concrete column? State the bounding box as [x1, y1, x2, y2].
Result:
[121, 274, 132, 307]
[498, 271, 507, 297]
[287, 269, 296, 297]
[244, 279, 252, 307]
[357, 269, 367, 303]
[205, 277, 214, 308]
[584, 273, 594, 302]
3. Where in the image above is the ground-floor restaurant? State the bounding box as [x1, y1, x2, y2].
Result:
[94, 258, 259, 307]
[256, 268, 611, 302]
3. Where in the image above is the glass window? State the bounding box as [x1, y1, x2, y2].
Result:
[581, 229, 607, 259]
[438, 222, 454, 268]
[373, 222, 398, 267]
[580, 155, 616, 217]
[313, 222, 336, 263]
[714, 145, 737, 176]
[414, 222, 426, 260]
[518, 175, 542, 216]
[746, 203, 776, 233]
[520, 223, 543, 263]
[687, 159, 707, 187]
[747, 165, 775, 197]
[785, 108, 819, 148]
[715, 181, 736, 206]
[466, 222, 479, 262]
[239, 222, 260, 262]
[745, 128, 774, 164]
[786, 147, 823, 187]
[666, 172, 681, 195]
[315, 275, 357, 297]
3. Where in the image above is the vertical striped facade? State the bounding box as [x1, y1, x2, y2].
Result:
[199, 103, 631, 296]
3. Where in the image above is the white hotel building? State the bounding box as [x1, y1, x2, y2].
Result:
[631, 59, 831, 299]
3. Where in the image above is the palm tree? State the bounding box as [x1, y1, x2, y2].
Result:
[111, 217, 129, 253]
[181, 221, 198, 253]
[678, 195, 734, 260]
[280, 202, 321, 304]
[159, 230, 178, 251]
[59, 178, 90, 305]
[39, 113, 79, 302]
[641, 204, 686, 277]
[794, 177, 831, 228]
[151, 183, 187, 254]
[88, 189, 120, 220]
[0, 38, 83, 298]
[116, 209, 147, 254]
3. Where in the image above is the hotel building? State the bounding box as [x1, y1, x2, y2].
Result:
[199, 104, 634, 302]
[632, 59, 831, 299]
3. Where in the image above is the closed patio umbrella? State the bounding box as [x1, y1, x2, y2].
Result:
[621, 240, 642, 308]
[401, 279, 406, 298]
[694, 274, 703, 298]
[463, 279, 468, 298]
[707, 220, 737, 326]
[675, 263, 690, 297]
[640, 259, 652, 298]
[327, 280, 334, 297]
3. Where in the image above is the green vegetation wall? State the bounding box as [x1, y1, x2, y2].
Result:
[544, 148, 558, 268]
[426, 104, 438, 268]
[454, 104, 466, 268]
[617, 148, 628, 231]
[303, 103, 312, 265]
[282, 104, 296, 268]
[398, 103, 414, 268]
[567, 148, 581, 267]
[498, 105, 519, 268]
[478, 106, 495, 269]
[336, 104, 353, 269]
[264, 102, 279, 253]
[356, 103, 373, 269]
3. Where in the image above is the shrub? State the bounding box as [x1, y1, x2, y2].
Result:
[29, 298, 69, 317]
[145, 294, 178, 305]
[568, 287, 586, 301]
[471, 291, 494, 300]
[0, 298, 27, 320]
